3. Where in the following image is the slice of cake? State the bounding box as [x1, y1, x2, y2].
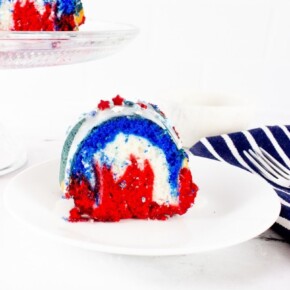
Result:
[0, 0, 85, 31]
[60, 96, 199, 222]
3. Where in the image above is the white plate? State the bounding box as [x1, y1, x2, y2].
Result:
[0, 21, 138, 68]
[4, 156, 280, 256]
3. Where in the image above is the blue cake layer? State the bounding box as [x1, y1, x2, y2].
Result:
[70, 115, 187, 197]
[56, 0, 82, 15]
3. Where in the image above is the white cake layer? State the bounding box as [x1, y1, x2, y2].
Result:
[94, 133, 177, 205]
[0, 1, 13, 30]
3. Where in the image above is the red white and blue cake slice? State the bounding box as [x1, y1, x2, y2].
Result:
[60, 96, 198, 222]
[0, 0, 85, 31]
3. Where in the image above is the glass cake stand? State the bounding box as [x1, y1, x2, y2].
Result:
[0, 21, 138, 175]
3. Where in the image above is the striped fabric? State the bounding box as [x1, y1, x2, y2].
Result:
[190, 125, 290, 241]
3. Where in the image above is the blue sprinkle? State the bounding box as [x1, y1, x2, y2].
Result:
[62, 216, 69, 222]
[124, 101, 134, 107]
[89, 111, 97, 117]
[119, 181, 127, 189]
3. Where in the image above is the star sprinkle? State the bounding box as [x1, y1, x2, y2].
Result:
[97, 100, 111, 110]
[112, 95, 124, 106]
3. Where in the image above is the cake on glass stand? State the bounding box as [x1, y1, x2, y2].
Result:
[0, 20, 138, 175]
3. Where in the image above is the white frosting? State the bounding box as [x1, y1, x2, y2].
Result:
[93, 133, 176, 205]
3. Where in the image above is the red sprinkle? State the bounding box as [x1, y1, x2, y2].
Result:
[112, 95, 124, 106]
[97, 100, 111, 110]
[159, 110, 166, 118]
[66, 155, 198, 222]
[173, 126, 180, 138]
[138, 103, 148, 109]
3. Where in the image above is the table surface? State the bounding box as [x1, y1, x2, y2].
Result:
[0, 101, 289, 290]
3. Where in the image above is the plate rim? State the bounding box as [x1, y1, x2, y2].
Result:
[0, 21, 139, 40]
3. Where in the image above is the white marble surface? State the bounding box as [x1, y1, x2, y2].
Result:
[0, 102, 289, 290]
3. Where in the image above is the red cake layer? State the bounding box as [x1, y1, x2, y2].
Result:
[66, 155, 198, 222]
[13, 2, 55, 31]
[12, 0, 85, 31]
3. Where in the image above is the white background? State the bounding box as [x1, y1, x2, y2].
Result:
[0, 0, 289, 141]
[0, 0, 289, 142]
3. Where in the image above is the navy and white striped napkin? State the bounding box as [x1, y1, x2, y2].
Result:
[190, 125, 290, 241]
